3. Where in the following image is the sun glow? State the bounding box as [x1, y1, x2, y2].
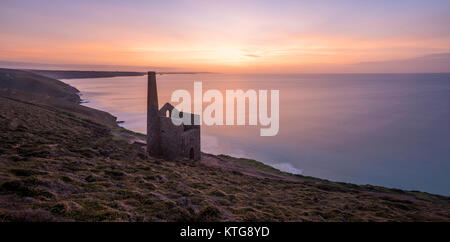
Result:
[1, 1, 450, 73]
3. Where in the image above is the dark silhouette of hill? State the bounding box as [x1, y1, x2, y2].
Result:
[347, 53, 450, 73]
[0, 68, 81, 102]
[0, 68, 118, 126]
[28, 70, 145, 79]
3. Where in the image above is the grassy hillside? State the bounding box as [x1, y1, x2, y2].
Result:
[0, 68, 81, 103]
[0, 69, 449, 222]
[0, 68, 118, 127]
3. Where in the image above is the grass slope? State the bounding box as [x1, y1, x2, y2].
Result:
[0, 68, 80, 103]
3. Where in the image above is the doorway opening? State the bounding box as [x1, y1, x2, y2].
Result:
[189, 147, 195, 160]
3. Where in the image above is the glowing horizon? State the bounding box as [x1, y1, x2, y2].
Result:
[1, 0, 450, 73]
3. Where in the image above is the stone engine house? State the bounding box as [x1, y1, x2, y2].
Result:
[146, 72, 201, 160]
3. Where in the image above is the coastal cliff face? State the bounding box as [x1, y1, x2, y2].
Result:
[0, 68, 449, 221]
[0, 68, 81, 103]
[0, 68, 118, 127]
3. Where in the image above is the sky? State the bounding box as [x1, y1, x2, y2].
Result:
[1, 0, 450, 73]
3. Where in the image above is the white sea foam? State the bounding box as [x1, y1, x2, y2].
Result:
[272, 163, 303, 175]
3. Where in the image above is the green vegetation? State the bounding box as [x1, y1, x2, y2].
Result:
[112, 127, 146, 140]
[218, 155, 290, 176]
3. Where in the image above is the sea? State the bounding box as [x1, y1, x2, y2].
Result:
[62, 73, 450, 195]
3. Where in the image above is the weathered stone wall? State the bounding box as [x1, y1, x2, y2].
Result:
[159, 116, 200, 161]
[182, 128, 201, 160]
[159, 103, 174, 117]
[159, 117, 184, 160]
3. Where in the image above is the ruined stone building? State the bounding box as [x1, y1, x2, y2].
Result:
[146, 72, 201, 160]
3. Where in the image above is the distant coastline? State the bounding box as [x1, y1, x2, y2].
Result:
[27, 69, 146, 79]
[24, 69, 218, 80]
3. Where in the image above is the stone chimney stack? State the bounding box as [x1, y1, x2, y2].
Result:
[147, 71, 161, 156]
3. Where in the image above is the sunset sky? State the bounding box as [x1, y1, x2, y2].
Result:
[1, 0, 450, 73]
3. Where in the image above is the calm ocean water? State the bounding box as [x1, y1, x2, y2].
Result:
[63, 73, 450, 195]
